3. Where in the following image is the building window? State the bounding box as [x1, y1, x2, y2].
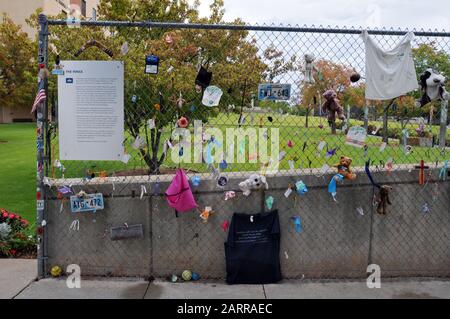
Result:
[81, 0, 87, 17]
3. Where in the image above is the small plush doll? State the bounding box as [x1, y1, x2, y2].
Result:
[333, 156, 356, 180]
[419, 68, 449, 106]
[375, 185, 392, 214]
[239, 174, 268, 196]
[322, 89, 346, 133]
[303, 53, 319, 84]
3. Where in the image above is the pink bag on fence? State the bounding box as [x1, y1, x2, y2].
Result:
[165, 169, 197, 213]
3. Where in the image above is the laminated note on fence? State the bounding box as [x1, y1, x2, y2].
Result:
[110, 224, 144, 241]
[345, 126, 367, 148]
[58, 61, 124, 161]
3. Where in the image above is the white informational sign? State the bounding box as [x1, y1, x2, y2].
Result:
[345, 126, 367, 148]
[58, 61, 124, 160]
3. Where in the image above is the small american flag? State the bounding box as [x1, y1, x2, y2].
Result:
[31, 89, 46, 113]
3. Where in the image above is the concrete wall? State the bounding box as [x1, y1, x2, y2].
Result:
[44, 166, 450, 279]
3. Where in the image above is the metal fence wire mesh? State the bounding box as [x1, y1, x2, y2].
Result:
[38, 18, 450, 279]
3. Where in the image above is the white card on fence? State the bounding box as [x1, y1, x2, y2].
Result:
[317, 141, 326, 151]
[288, 160, 295, 170]
[121, 154, 131, 164]
[147, 119, 155, 129]
[379, 142, 387, 152]
[284, 188, 292, 198]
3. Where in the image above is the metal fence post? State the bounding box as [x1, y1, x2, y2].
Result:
[36, 13, 49, 279]
[439, 98, 448, 148]
[363, 100, 369, 131]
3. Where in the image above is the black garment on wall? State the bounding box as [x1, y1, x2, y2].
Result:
[225, 210, 281, 285]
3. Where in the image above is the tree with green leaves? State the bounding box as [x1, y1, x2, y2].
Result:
[0, 14, 36, 111]
[413, 43, 450, 80]
[29, 0, 267, 174]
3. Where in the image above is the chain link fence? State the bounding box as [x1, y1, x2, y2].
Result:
[37, 16, 450, 279]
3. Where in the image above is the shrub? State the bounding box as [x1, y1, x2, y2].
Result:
[0, 208, 36, 258]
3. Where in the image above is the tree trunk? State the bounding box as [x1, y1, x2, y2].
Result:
[382, 110, 388, 143]
[305, 107, 309, 128]
[330, 121, 336, 135]
[363, 100, 369, 132]
[382, 99, 395, 144]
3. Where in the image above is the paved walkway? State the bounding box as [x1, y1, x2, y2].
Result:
[1, 260, 449, 299]
[0, 259, 37, 299]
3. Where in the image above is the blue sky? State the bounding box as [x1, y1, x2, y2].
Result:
[195, 0, 450, 31]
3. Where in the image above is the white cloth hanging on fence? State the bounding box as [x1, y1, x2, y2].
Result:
[362, 30, 418, 100]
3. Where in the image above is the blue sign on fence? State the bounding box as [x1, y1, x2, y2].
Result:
[145, 55, 159, 74]
[258, 83, 291, 101]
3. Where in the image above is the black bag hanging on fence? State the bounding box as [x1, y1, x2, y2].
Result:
[225, 210, 281, 285]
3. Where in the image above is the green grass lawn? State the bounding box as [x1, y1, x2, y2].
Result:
[53, 112, 449, 177]
[0, 123, 36, 231]
[1, 114, 448, 227]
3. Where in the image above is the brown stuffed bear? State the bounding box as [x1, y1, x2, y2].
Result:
[322, 89, 346, 134]
[334, 156, 356, 180]
[376, 185, 392, 214]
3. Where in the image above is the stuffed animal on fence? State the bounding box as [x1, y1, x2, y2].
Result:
[375, 185, 392, 214]
[333, 156, 356, 180]
[322, 89, 346, 130]
[303, 53, 319, 84]
[239, 174, 268, 196]
[419, 68, 449, 106]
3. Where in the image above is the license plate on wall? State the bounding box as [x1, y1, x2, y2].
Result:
[70, 193, 104, 213]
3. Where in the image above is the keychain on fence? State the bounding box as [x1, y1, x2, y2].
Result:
[284, 183, 293, 198]
[59, 199, 67, 213]
[356, 207, 364, 216]
[439, 160, 448, 181]
[69, 219, 80, 231]
[432, 182, 440, 201]
[140, 185, 147, 199]
[385, 157, 393, 175]
[290, 215, 302, 234]
[421, 203, 430, 214]
[315, 164, 330, 178]
[153, 177, 161, 194]
[265, 196, 274, 210]
[420, 169, 433, 191]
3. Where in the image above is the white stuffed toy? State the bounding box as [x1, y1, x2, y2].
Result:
[419, 68, 449, 106]
[303, 53, 319, 84]
[239, 174, 269, 196]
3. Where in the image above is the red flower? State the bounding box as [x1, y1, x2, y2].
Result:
[1, 212, 8, 218]
[21, 219, 29, 227]
[15, 215, 21, 220]
[9, 249, 17, 256]
[177, 116, 189, 128]
[8, 214, 15, 219]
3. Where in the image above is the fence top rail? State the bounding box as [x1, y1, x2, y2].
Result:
[46, 18, 450, 37]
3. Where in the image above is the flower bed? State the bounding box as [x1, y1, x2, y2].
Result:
[0, 208, 36, 258]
